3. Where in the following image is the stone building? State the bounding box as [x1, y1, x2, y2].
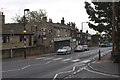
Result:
[2, 23, 34, 50]
[26, 17, 55, 52]
[52, 18, 72, 51]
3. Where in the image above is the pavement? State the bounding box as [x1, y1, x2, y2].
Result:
[88, 52, 120, 77]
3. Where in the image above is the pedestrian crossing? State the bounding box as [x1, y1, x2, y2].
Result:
[35, 57, 82, 63]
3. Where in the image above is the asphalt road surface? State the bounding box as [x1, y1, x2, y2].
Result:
[2, 47, 113, 79]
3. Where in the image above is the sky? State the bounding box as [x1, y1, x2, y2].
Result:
[0, 0, 97, 34]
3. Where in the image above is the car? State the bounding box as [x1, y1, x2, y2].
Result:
[108, 43, 113, 47]
[57, 46, 71, 55]
[83, 45, 89, 51]
[74, 45, 84, 52]
[100, 43, 108, 47]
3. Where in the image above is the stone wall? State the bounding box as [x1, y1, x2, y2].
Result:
[2, 46, 53, 59]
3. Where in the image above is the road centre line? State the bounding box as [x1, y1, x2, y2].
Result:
[3, 65, 31, 73]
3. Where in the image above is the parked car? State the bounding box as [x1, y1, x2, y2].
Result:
[83, 45, 89, 51]
[108, 43, 113, 47]
[100, 43, 108, 47]
[74, 45, 84, 52]
[57, 46, 71, 55]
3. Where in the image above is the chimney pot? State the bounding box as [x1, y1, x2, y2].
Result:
[86, 30, 88, 33]
[49, 18, 52, 23]
[42, 17, 47, 22]
[61, 17, 65, 24]
[80, 30, 82, 33]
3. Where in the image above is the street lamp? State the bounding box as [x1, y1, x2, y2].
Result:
[23, 9, 29, 59]
[81, 22, 89, 31]
[98, 32, 101, 60]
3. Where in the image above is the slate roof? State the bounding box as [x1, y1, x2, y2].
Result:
[2, 23, 33, 35]
[51, 23, 69, 29]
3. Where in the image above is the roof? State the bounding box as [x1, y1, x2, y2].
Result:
[51, 23, 69, 29]
[2, 23, 33, 35]
[76, 32, 91, 36]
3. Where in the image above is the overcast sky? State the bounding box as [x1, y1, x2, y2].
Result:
[0, 0, 97, 34]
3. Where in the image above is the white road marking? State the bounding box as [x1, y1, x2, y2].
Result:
[53, 66, 76, 80]
[53, 58, 62, 61]
[73, 66, 76, 71]
[45, 61, 51, 64]
[21, 65, 31, 70]
[35, 57, 46, 60]
[71, 59, 80, 62]
[2, 69, 19, 73]
[62, 58, 71, 62]
[53, 74, 58, 80]
[44, 57, 53, 60]
[81, 60, 91, 63]
[73, 66, 86, 75]
[3, 65, 31, 73]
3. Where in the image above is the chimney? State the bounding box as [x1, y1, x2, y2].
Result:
[61, 17, 65, 24]
[49, 18, 53, 23]
[86, 30, 88, 33]
[80, 30, 82, 33]
[67, 22, 71, 26]
[0, 12, 5, 25]
[42, 17, 47, 22]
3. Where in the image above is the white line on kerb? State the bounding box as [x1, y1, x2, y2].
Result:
[88, 63, 120, 77]
[85, 68, 120, 77]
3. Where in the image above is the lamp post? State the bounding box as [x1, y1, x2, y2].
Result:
[98, 32, 101, 60]
[23, 9, 29, 59]
[81, 22, 89, 31]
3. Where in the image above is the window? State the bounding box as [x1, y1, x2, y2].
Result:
[65, 29, 68, 36]
[20, 36, 24, 42]
[41, 28, 47, 37]
[48, 29, 52, 37]
[3, 36, 9, 43]
[56, 29, 60, 37]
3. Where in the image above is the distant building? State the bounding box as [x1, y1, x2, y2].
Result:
[76, 30, 91, 46]
[90, 35, 99, 47]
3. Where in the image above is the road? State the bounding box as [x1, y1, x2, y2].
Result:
[2, 47, 113, 79]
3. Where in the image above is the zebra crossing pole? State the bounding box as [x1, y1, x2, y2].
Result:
[23, 9, 29, 59]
